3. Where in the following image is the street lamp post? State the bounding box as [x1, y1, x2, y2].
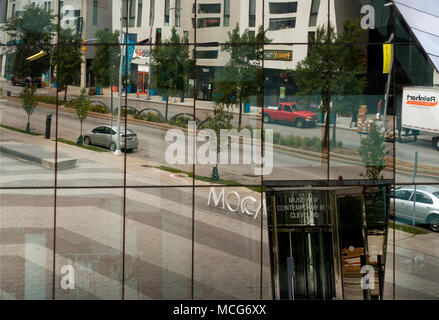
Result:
[115, 0, 125, 156]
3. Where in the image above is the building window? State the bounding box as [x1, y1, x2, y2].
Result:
[0, 0, 7, 23]
[11, 3, 15, 18]
[164, 0, 170, 26]
[269, 17, 296, 31]
[44, 1, 51, 12]
[122, 0, 135, 28]
[198, 3, 221, 14]
[149, 0, 154, 26]
[197, 18, 221, 28]
[309, 0, 320, 27]
[175, 0, 181, 27]
[92, 1, 98, 26]
[269, 2, 297, 14]
[249, 0, 256, 27]
[224, 0, 230, 26]
[137, 0, 142, 27]
[197, 50, 219, 59]
[44, 1, 52, 12]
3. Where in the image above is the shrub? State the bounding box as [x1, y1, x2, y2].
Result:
[35, 95, 58, 105]
[169, 115, 191, 128]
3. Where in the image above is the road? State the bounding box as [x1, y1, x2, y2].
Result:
[1, 97, 438, 184]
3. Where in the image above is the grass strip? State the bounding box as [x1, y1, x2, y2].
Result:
[389, 220, 428, 235]
[0, 123, 42, 136]
[56, 138, 107, 152]
[155, 166, 263, 192]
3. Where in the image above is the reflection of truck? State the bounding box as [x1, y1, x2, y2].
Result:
[401, 87, 439, 150]
[11, 75, 42, 88]
[262, 102, 318, 128]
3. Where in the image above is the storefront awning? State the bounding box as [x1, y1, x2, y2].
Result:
[394, 0, 439, 72]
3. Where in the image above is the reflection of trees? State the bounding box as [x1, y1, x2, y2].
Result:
[290, 20, 366, 153]
[1, 4, 55, 78]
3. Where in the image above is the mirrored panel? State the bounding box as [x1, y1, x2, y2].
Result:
[124, 187, 192, 299]
[54, 188, 123, 299]
[193, 186, 267, 299]
[0, 189, 54, 300]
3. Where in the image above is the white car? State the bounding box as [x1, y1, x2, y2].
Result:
[392, 185, 439, 232]
[84, 125, 138, 152]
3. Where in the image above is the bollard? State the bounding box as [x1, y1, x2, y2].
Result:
[45, 114, 52, 139]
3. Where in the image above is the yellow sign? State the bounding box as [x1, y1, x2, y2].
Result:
[264, 50, 293, 61]
[383, 43, 392, 74]
[26, 50, 48, 61]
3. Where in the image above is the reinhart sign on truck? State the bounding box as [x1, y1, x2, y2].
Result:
[402, 87, 439, 134]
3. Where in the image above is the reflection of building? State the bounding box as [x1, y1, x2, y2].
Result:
[0, 0, 112, 86]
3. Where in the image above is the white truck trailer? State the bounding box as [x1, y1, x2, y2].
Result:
[402, 86, 439, 151]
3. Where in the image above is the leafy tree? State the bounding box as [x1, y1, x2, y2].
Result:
[291, 20, 366, 149]
[1, 4, 55, 79]
[89, 29, 120, 87]
[201, 104, 234, 180]
[20, 85, 38, 132]
[51, 28, 82, 103]
[72, 88, 90, 146]
[220, 25, 270, 127]
[359, 122, 387, 180]
[150, 28, 193, 121]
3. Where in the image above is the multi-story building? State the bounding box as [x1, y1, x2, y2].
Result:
[0, 0, 112, 86]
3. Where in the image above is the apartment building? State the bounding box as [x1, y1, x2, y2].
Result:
[111, 0, 367, 101]
[0, 0, 112, 85]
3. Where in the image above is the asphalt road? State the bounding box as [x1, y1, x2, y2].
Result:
[1, 94, 438, 183]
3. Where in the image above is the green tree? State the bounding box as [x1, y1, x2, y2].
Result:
[1, 4, 55, 79]
[201, 104, 234, 180]
[72, 88, 90, 146]
[291, 19, 366, 149]
[20, 85, 38, 133]
[359, 122, 387, 180]
[150, 28, 193, 121]
[89, 29, 120, 87]
[220, 25, 270, 127]
[51, 28, 82, 103]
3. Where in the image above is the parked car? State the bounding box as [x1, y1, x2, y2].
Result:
[11, 75, 42, 88]
[262, 102, 318, 128]
[391, 185, 439, 232]
[84, 125, 138, 152]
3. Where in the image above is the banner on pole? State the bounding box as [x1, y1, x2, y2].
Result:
[383, 43, 392, 74]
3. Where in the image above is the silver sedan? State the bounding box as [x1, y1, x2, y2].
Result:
[392, 185, 439, 232]
[84, 125, 138, 152]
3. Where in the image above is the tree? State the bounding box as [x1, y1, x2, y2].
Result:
[20, 85, 38, 133]
[150, 28, 193, 121]
[219, 25, 270, 127]
[72, 88, 90, 146]
[291, 19, 366, 150]
[201, 104, 234, 180]
[1, 4, 55, 79]
[359, 122, 387, 180]
[89, 29, 120, 87]
[51, 28, 82, 103]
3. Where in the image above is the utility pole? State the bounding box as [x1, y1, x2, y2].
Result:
[80, 0, 88, 89]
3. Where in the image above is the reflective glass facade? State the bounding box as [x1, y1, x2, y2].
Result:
[0, 0, 438, 300]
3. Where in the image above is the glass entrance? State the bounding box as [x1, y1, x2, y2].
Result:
[277, 227, 334, 299]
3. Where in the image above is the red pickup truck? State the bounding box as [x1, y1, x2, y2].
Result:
[262, 102, 319, 128]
